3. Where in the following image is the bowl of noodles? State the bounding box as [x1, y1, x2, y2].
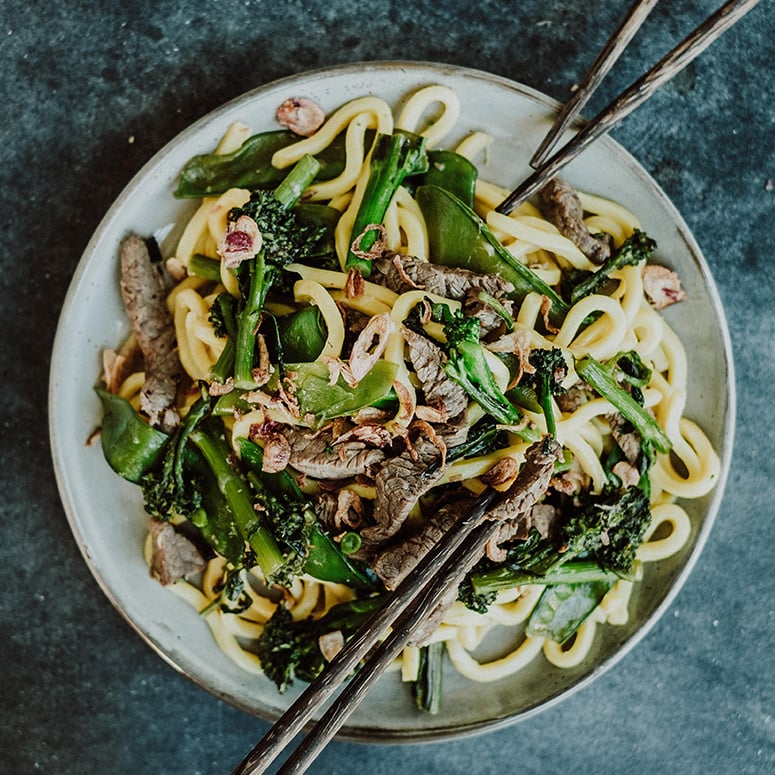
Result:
[49, 61, 734, 740]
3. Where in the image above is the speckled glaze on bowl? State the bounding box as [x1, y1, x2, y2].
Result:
[48, 61, 735, 742]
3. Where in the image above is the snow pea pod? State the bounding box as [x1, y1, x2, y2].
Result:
[95, 388, 167, 483]
[526, 580, 613, 644]
[175, 130, 349, 198]
[276, 306, 328, 362]
[416, 149, 477, 208]
[415, 184, 569, 326]
[287, 359, 399, 421]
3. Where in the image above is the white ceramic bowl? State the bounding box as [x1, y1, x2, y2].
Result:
[49, 61, 735, 741]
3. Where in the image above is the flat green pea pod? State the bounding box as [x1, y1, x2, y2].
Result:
[276, 307, 328, 362]
[287, 359, 399, 421]
[415, 184, 569, 327]
[238, 438, 374, 590]
[96, 388, 167, 483]
[416, 149, 477, 208]
[175, 131, 349, 198]
[526, 580, 613, 644]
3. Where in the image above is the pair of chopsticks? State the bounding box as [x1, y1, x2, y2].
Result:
[233, 486, 502, 775]
[497, 0, 761, 214]
[232, 2, 760, 772]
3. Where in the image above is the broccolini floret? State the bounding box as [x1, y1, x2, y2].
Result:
[470, 485, 652, 597]
[518, 347, 568, 437]
[256, 596, 385, 692]
[429, 301, 526, 428]
[227, 155, 324, 389]
[570, 229, 657, 302]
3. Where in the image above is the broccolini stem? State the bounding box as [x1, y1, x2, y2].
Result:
[233, 248, 268, 389]
[471, 560, 627, 596]
[575, 355, 671, 453]
[189, 426, 285, 579]
[345, 131, 428, 276]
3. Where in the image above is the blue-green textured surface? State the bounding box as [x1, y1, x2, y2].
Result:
[1, 1, 773, 773]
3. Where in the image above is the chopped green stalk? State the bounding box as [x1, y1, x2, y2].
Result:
[570, 229, 657, 302]
[188, 253, 222, 281]
[471, 561, 627, 596]
[345, 131, 429, 276]
[273, 153, 320, 208]
[576, 354, 671, 454]
[209, 293, 238, 383]
[526, 581, 613, 644]
[189, 425, 285, 580]
[416, 185, 569, 327]
[413, 642, 444, 714]
[233, 248, 268, 389]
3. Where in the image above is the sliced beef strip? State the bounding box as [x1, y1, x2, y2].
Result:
[372, 489, 477, 590]
[148, 519, 207, 586]
[539, 177, 612, 265]
[119, 234, 182, 432]
[403, 328, 468, 422]
[360, 435, 445, 551]
[408, 436, 562, 646]
[372, 251, 514, 301]
[284, 426, 385, 480]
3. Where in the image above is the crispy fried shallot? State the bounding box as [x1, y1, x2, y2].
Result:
[218, 214, 262, 269]
[276, 97, 326, 137]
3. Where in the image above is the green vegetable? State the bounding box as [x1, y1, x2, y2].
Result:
[140, 394, 212, 521]
[518, 347, 568, 437]
[413, 642, 444, 714]
[209, 292, 238, 383]
[287, 359, 398, 421]
[575, 353, 671, 456]
[345, 131, 429, 276]
[256, 595, 385, 692]
[276, 306, 328, 362]
[570, 229, 657, 303]
[457, 574, 497, 614]
[188, 420, 285, 581]
[238, 438, 373, 589]
[174, 130, 349, 198]
[230, 155, 323, 389]
[416, 148, 477, 208]
[526, 581, 613, 643]
[415, 184, 569, 326]
[188, 253, 222, 281]
[428, 301, 525, 428]
[470, 561, 626, 596]
[95, 389, 167, 483]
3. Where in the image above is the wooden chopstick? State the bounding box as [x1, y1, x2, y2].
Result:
[497, 0, 761, 215]
[232, 486, 501, 775]
[529, 0, 660, 168]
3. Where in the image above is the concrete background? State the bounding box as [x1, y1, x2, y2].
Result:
[2, 1, 773, 773]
